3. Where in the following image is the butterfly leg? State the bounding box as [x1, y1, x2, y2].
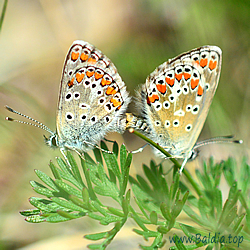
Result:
[179, 157, 188, 174]
[130, 143, 149, 154]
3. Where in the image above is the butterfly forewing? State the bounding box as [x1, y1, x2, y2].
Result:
[57, 40, 130, 152]
[134, 45, 222, 158]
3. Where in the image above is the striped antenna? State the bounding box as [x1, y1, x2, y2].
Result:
[194, 135, 243, 150]
[5, 105, 54, 135]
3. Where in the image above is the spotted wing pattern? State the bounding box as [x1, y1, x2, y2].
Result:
[57, 40, 130, 152]
[128, 46, 222, 159]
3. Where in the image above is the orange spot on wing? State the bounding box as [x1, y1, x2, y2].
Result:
[110, 98, 121, 107]
[88, 57, 97, 64]
[76, 73, 85, 83]
[197, 85, 203, 96]
[68, 78, 74, 88]
[191, 79, 199, 90]
[200, 58, 208, 68]
[209, 60, 217, 70]
[156, 84, 166, 94]
[166, 77, 174, 87]
[95, 72, 104, 80]
[148, 94, 159, 103]
[184, 73, 191, 80]
[71, 52, 79, 61]
[80, 53, 88, 62]
[86, 71, 94, 78]
[175, 73, 183, 81]
[106, 86, 117, 95]
[101, 78, 112, 86]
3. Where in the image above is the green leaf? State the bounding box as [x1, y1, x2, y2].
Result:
[49, 161, 61, 180]
[20, 209, 41, 216]
[107, 207, 124, 217]
[102, 146, 121, 183]
[112, 141, 119, 158]
[149, 211, 158, 224]
[30, 181, 54, 197]
[160, 202, 171, 221]
[67, 151, 85, 189]
[57, 210, 84, 220]
[93, 148, 103, 165]
[51, 197, 86, 212]
[43, 213, 71, 223]
[35, 169, 59, 191]
[25, 215, 47, 223]
[85, 232, 108, 240]
[54, 179, 82, 198]
[120, 143, 127, 175]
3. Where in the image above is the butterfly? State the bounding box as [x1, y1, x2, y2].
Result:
[126, 45, 240, 172]
[6, 40, 130, 156]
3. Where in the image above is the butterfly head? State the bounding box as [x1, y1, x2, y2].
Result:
[44, 133, 59, 148]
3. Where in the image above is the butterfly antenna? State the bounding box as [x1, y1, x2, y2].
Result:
[193, 135, 243, 150]
[5, 105, 54, 135]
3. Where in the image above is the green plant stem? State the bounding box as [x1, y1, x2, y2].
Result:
[131, 129, 203, 197]
[0, 0, 8, 32]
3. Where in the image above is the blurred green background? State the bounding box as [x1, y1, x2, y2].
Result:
[0, 0, 249, 249]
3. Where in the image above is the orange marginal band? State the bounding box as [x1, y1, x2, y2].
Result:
[110, 98, 121, 107]
[80, 53, 88, 62]
[76, 73, 85, 83]
[71, 52, 79, 61]
[191, 78, 199, 90]
[106, 86, 117, 95]
[209, 60, 217, 70]
[101, 78, 112, 86]
[148, 94, 159, 103]
[86, 71, 94, 78]
[88, 57, 97, 64]
[197, 85, 203, 96]
[200, 58, 208, 68]
[156, 84, 166, 94]
[175, 73, 183, 81]
[68, 77, 74, 88]
[166, 77, 174, 87]
[184, 73, 191, 80]
[95, 72, 104, 80]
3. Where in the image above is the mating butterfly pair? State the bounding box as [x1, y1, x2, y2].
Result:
[6, 40, 233, 171]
